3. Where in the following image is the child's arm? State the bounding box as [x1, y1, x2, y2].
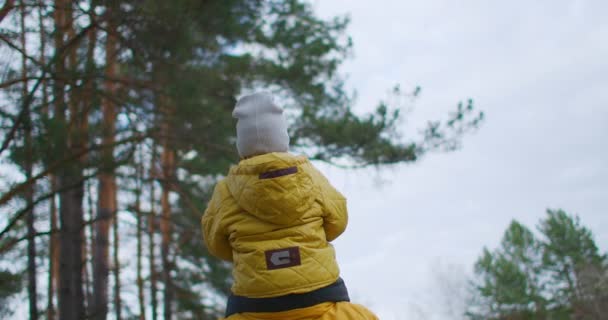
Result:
[201, 181, 233, 262]
[308, 164, 348, 242]
[319, 180, 348, 242]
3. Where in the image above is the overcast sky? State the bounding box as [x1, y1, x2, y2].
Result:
[311, 1, 608, 319]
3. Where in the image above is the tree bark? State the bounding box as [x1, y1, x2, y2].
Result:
[136, 148, 146, 320]
[113, 202, 121, 320]
[82, 10, 97, 315]
[21, 0, 38, 318]
[82, 208, 92, 312]
[160, 157, 174, 320]
[47, 176, 58, 320]
[38, 0, 49, 114]
[55, 1, 86, 319]
[57, 170, 86, 320]
[92, 3, 117, 319]
[160, 102, 175, 320]
[85, 179, 96, 314]
[0, 0, 15, 24]
[38, 8, 56, 318]
[148, 144, 159, 320]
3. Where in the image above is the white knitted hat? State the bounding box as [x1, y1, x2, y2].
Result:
[233, 92, 290, 158]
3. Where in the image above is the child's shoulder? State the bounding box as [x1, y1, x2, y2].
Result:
[210, 178, 231, 199]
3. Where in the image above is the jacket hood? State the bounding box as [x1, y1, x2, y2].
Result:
[225, 153, 316, 225]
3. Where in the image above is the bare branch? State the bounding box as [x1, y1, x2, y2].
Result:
[0, 212, 117, 255]
[0, 140, 139, 241]
[0, 168, 100, 242]
[0, 0, 15, 23]
[0, 133, 146, 208]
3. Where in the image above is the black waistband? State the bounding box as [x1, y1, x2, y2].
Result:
[225, 278, 350, 317]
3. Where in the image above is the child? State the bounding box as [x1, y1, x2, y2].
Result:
[202, 92, 378, 319]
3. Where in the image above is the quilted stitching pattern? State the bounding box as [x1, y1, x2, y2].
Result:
[201, 152, 347, 298]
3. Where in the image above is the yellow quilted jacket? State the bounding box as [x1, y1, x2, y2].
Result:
[202, 152, 347, 298]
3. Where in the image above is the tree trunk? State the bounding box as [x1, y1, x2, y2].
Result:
[47, 176, 58, 320]
[38, 0, 49, 114]
[21, 0, 38, 318]
[93, 4, 117, 319]
[0, 0, 15, 24]
[160, 104, 175, 320]
[82, 210, 91, 312]
[91, 74, 111, 320]
[81, 0, 98, 120]
[58, 170, 86, 320]
[26, 140, 37, 320]
[160, 155, 174, 320]
[148, 144, 159, 320]
[40, 3, 58, 319]
[85, 179, 96, 314]
[81, 3, 97, 317]
[55, 1, 86, 319]
[113, 204, 121, 320]
[136, 148, 146, 320]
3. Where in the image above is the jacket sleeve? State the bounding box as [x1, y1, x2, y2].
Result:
[310, 166, 348, 242]
[201, 181, 233, 262]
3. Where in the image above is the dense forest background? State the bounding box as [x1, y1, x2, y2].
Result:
[0, 1, 483, 319]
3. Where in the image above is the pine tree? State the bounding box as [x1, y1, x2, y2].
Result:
[468, 210, 608, 320]
[92, 0, 118, 317]
[468, 221, 546, 319]
[539, 209, 608, 318]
